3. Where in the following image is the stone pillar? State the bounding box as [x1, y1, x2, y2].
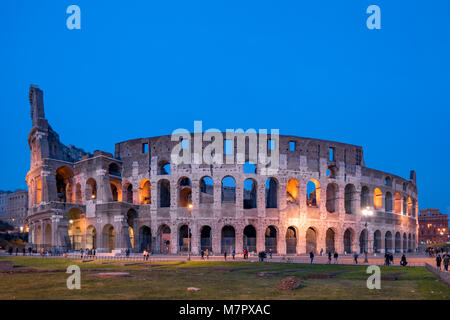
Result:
[51, 215, 60, 248]
[212, 225, 221, 255]
[170, 223, 178, 254]
[297, 227, 305, 254]
[235, 178, 244, 220]
[235, 225, 243, 255]
[190, 221, 199, 255]
[256, 225, 265, 252]
[213, 180, 221, 219]
[278, 226, 286, 254]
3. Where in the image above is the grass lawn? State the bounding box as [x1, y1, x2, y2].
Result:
[0, 257, 449, 300]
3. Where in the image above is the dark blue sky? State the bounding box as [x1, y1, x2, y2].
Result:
[1, 1, 449, 214]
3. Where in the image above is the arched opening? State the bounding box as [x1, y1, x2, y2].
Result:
[124, 182, 133, 203]
[221, 225, 235, 253]
[326, 165, 338, 178]
[110, 180, 122, 202]
[158, 179, 171, 208]
[407, 197, 413, 215]
[178, 225, 191, 252]
[56, 166, 74, 203]
[139, 179, 151, 204]
[408, 233, 412, 252]
[44, 224, 52, 247]
[326, 183, 338, 213]
[68, 208, 83, 250]
[86, 178, 97, 200]
[126, 209, 137, 249]
[306, 180, 320, 207]
[344, 184, 356, 214]
[199, 176, 214, 204]
[108, 163, 121, 177]
[75, 183, 82, 204]
[158, 225, 171, 254]
[158, 161, 171, 175]
[360, 186, 370, 208]
[221, 177, 236, 203]
[385, 231, 393, 253]
[243, 225, 256, 253]
[102, 224, 115, 252]
[286, 226, 297, 254]
[243, 178, 257, 209]
[306, 227, 317, 254]
[359, 229, 368, 254]
[200, 226, 212, 251]
[265, 177, 278, 208]
[394, 193, 402, 213]
[373, 230, 382, 253]
[86, 225, 97, 250]
[343, 228, 353, 254]
[286, 178, 299, 204]
[139, 226, 152, 252]
[373, 188, 383, 210]
[243, 161, 256, 174]
[326, 228, 336, 253]
[403, 233, 407, 253]
[412, 199, 417, 217]
[385, 192, 393, 212]
[395, 232, 401, 253]
[178, 177, 192, 207]
[36, 179, 42, 204]
[265, 226, 277, 253]
[384, 176, 392, 186]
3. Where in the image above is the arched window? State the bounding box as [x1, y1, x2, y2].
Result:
[86, 178, 97, 200]
[344, 184, 356, 214]
[286, 178, 299, 204]
[373, 188, 382, 210]
[124, 183, 133, 203]
[200, 176, 214, 204]
[384, 176, 392, 186]
[158, 179, 170, 208]
[110, 180, 122, 202]
[407, 197, 413, 215]
[56, 166, 74, 203]
[306, 180, 320, 207]
[139, 179, 151, 204]
[158, 161, 171, 175]
[243, 179, 257, 209]
[394, 192, 401, 213]
[221, 177, 236, 203]
[360, 186, 370, 208]
[326, 183, 338, 213]
[178, 177, 192, 207]
[108, 163, 121, 177]
[403, 197, 407, 214]
[385, 192, 393, 212]
[265, 178, 278, 208]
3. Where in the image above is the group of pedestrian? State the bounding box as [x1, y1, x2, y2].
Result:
[80, 248, 96, 258]
[200, 249, 210, 259]
[436, 252, 450, 271]
[327, 251, 339, 264]
[258, 251, 267, 262]
[384, 252, 394, 266]
[243, 249, 249, 259]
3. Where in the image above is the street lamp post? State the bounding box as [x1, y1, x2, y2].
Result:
[187, 203, 193, 261]
[361, 207, 374, 263]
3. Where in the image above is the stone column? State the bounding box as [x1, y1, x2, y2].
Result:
[256, 224, 265, 252]
[190, 221, 199, 255]
[212, 224, 221, 255]
[170, 222, 178, 254]
[213, 180, 221, 219]
[297, 227, 305, 254]
[278, 226, 286, 254]
[235, 225, 243, 255]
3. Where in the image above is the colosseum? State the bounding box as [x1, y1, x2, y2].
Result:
[25, 85, 419, 255]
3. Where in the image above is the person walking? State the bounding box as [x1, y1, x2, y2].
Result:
[320, 248, 323, 256]
[333, 252, 339, 264]
[269, 248, 272, 259]
[353, 252, 359, 264]
[224, 250, 227, 261]
[232, 249, 235, 260]
[205, 248, 209, 260]
[310, 251, 314, 264]
[28, 247, 32, 255]
[384, 253, 390, 266]
[22, 247, 26, 256]
[201, 250, 205, 260]
[400, 254, 408, 267]
[327, 251, 332, 264]
[443, 253, 449, 272]
[436, 254, 442, 270]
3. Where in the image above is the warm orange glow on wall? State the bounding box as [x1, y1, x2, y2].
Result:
[394, 192, 401, 213]
[139, 179, 151, 204]
[373, 188, 383, 210]
[286, 178, 299, 203]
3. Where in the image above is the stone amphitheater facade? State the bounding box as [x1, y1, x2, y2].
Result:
[25, 86, 418, 255]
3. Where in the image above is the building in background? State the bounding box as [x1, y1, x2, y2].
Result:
[0, 191, 11, 219]
[5, 190, 28, 232]
[419, 209, 449, 245]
